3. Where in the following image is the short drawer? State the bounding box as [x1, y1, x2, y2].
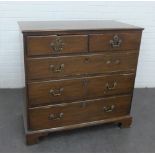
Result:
[29, 95, 131, 130]
[89, 31, 142, 52]
[28, 74, 135, 107]
[27, 35, 88, 56]
[27, 52, 138, 80]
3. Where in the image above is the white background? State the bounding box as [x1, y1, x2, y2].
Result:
[0, 1, 154, 88]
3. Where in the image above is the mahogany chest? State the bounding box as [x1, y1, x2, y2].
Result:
[19, 20, 143, 145]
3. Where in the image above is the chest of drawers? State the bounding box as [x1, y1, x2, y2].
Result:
[19, 20, 143, 145]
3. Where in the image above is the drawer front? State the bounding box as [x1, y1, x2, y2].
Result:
[27, 35, 88, 56]
[89, 31, 141, 52]
[29, 95, 131, 130]
[86, 74, 135, 99]
[28, 78, 86, 107]
[27, 52, 138, 80]
[28, 74, 134, 107]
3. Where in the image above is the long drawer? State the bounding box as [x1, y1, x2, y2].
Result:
[27, 52, 138, 80]
[28, 95, 131, 130]
[27, 35, 88, 56]
[28, 73, 135, 107]
[89, 31, 141, 52]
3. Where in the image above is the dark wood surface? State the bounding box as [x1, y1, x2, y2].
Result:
[18, 20, 143, 32]
[27, 35, 88, 56]
[89, 31, 142, 52]
[26, 115, 132, 145]
[27, 51, 138, 81]
[19, 20, 143, 144]
[28, 77, 86, 107]
[28, 74, 134, 107]
[29, 95, 131, 130]
[86, 73, 135, 99]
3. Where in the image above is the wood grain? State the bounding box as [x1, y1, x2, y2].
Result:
[27, 35, 88, 56]
[18, 20, 143, 32]
[89, 31, 142, 52]
[29, 95, 132, 130]
[28, 78, 86, 107]
[28, 73, 135, 107]
[27, 51, 138, 80]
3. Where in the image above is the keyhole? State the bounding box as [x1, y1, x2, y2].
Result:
[84, 57, 89, 63]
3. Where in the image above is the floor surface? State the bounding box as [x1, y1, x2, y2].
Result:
[0, 88, 155, 152]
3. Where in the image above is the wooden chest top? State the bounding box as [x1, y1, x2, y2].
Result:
[18, 20, 143, 32]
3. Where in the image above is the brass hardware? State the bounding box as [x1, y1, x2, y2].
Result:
[48, 112, 64, 120]
[106, 81, 117, 90]
[106, 59, 120, 65]
[103, 105, 115, 113]
[115, 59, 120, 64]
[110, 35, 122, 48]
[106, 60, 111, 64]
[50, 64, 64, 73]
[49, 88, 64, 96]
[50, 36, 64, 53]
[84, 57, 90, 63]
